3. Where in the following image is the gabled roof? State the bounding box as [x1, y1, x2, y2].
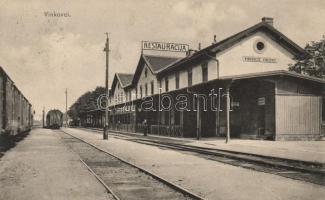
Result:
[110, 73, 133, 95]
[117, 73, 133, 87]
[207, 22, 307, 58]
[131, 54, 182, 85]
[143, 54, 182, 73]
[159, 21, 309, 76]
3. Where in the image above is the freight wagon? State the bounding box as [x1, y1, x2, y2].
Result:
[0, 66, 33, 135]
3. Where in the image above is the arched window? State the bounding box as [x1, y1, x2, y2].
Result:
[175, 72, 180, 89]
[151, 81, 154, 95]
[165, 77, 169, 92]
[188, 68, 192, 86]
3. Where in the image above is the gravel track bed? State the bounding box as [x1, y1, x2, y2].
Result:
[58, 131, 195, 200]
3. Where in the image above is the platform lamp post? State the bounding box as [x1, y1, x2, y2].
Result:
[225, 87, 231, 143]
[103, 32, 110, 140]
[217, 88, 222, 136]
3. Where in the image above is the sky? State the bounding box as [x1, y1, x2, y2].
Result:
[0, 0, 324, 120]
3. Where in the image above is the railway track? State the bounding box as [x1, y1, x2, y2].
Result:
[128, 138, 325, 185]
[58, 130, 204, 200]
[79, 128, 325, 186]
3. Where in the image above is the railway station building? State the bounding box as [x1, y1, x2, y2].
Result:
[82, 17, 325, 141]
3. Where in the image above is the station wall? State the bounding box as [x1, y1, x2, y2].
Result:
[217, 32, 295, 77]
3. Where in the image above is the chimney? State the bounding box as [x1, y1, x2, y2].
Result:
[262, 17, 274, 26]
[186, 49, 197, 56]
[213, 35, 217, 44]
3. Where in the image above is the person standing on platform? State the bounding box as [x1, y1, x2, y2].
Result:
[143, 119, 148, 136]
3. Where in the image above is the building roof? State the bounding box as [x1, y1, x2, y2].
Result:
[116, 73, 133, 87]
[159, 20, 309, 76]
[206, 21, 307, 58]
[142, 54, 182, 73]
[131, 54, 182, 85]
[110, 73, 133, 96]
[221, 70, 325, 84]
[184, 70, 325, 94]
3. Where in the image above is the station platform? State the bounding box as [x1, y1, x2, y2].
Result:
[79, 127, 325, 164]
[0, 128, 112, 200]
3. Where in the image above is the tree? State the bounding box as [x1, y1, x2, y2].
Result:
[67, 86, 106, 123]
[289, 36, 325, 78]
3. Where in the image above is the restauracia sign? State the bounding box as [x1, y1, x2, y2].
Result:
[142, 41, 189, 52]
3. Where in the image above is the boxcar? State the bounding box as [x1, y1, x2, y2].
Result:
[0, 66, 33, 135]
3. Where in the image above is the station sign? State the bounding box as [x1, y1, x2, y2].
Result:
[243, 56, 277, 63]
[142, 41, 189, 52]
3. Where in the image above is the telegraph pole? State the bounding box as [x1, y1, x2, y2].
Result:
[103, 33, 109, 140]
[65, 88, 68, 128]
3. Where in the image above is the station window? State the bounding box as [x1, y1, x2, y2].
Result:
[256, 42, 265, 51]
[145, 68, 148, 78]
[145, 83, 148, 96]
[188, 68, 192, 87]
[202, 63, 208, 82]
[151, 81, 154, 95]
[165, 77, 169, 92]
[254, 40, 266, 54]
[175, 72, 180, 89]
[140, 86, 143, 98]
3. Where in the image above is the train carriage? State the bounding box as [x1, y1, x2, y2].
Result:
[46, 109, 63, 129]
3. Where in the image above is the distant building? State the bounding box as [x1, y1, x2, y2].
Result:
[82, 17, 325, 141]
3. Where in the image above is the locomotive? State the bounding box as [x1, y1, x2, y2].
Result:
[46, 109, 63, 129]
